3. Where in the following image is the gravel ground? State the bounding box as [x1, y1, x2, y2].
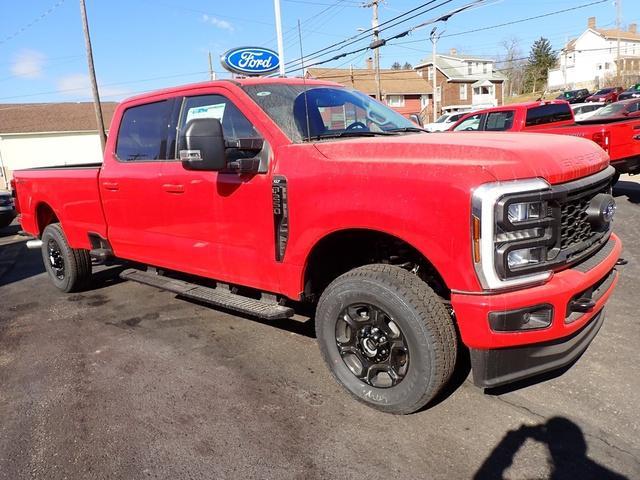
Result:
[0, 179, 639, 480]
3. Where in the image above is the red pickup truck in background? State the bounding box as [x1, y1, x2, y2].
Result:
[13, 79, 622, 414]
[450, 100, 640, 180]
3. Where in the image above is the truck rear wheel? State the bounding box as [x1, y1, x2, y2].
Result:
[315, 264, 457, 414]
[41, 223, 92, 293]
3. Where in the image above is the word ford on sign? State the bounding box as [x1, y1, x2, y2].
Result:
[221, 47, 280, 76]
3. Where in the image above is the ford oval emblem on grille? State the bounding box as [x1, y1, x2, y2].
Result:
[221, 47, 280, 76]
[586, 193, 616, 227]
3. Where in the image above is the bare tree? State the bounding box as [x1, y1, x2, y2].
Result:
[498, 36, 525, 96]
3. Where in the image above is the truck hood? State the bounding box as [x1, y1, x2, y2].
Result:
[312, 132, 609, 184]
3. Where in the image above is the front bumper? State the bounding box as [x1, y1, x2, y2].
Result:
[452, 233, 621, 386]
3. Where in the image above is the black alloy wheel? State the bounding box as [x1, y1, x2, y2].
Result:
[336, 303, 409, 388]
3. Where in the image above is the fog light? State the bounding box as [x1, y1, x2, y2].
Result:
[507, 247, 545, 269]
[489, 305, 553, 332]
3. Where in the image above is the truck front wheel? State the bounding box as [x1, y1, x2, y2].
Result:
[41, 223, 92, 293]
[315, 264, 457, 414]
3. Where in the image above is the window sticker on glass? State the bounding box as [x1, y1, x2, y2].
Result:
[186, 103, 226, 123]
[256, 91, 271, 97]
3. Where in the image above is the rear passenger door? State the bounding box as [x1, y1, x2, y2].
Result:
[100, 99, 180, 265]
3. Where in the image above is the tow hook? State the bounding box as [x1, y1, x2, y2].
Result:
[616, 258, 628, 266]
[569, 297, 597, 313]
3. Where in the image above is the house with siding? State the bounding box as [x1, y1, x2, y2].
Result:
[306, 63, 431, 119]
[548, 17, 640, 90]
[413, 49, 506, 118]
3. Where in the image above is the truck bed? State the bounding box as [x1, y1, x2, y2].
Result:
[13, 165, 107, 249]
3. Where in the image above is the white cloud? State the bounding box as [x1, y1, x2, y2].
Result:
[201, 14, 234, 32]
[56, 73, 131, 100]
[10, 49, 45, 79]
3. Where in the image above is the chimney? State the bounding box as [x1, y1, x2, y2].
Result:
[449, 48, 457, 56]
[588, 16, 596, 29]
[365, 57, 373, 70]
[630, 23, 637, 34]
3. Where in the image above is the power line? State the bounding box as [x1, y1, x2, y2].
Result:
[0, 0, 66, 46]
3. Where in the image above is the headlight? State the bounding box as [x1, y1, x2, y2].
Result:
[472, 179, 555, 291]
[507, 201, 545, 223]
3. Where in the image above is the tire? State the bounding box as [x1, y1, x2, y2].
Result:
[41, 223, 92, 293]
[612, 171, 620, 185]
[315, 264, 457, 414]
[0, 216, 13, 229]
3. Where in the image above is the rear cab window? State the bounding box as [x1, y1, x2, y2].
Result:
[525, 103, 573, 127]
[116, 100, 174, 161]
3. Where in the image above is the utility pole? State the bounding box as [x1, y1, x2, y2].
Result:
[79, 0, 106, 152]
[208, 51, 216, 81]
[371, 0, 382, 100]
[429, 27, 444, 123]
[616, 0, 622, 82]
[274, 0, 286, 77]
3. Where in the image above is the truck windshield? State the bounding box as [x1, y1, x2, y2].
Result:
[242, 84, 417, 142]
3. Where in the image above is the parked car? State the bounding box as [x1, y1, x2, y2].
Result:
[13, 78, 621, 414]
[586, 87, 624, 103]
[587, 98, 640, 120]
[424, 111, 469, 132]
[449, 100, 640, 179]
[571, 102, 606, 121]
[617, 83, 640, 101]
[0, 190, 16, 228]
[556, 88, 590, 104]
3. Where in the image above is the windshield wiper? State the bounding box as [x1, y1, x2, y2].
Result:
[305, 130, 398, 141]
[387, 127, 429, 133]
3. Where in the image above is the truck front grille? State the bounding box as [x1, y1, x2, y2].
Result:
[556, 172, 612, 261]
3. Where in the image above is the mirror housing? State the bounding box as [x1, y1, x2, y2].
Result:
[180, 118, 226, 171]
[409, 114, 423, 127]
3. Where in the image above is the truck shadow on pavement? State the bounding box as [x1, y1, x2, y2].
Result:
[613, 180, 640, 204]
[474, 417, 628, 480]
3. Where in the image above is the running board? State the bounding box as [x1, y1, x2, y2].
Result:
[119, 268, 294, 320]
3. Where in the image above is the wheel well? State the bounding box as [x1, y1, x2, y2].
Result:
[36, 203, 58, 236]
[303, 229, 449, 302]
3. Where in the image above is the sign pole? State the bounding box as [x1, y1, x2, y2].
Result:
[274, 0, 286, 77]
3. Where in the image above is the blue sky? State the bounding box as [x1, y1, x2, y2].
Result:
[0, 0, 628, 103]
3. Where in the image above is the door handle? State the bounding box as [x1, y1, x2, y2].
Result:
[162, 183, 185, 193]
[634, 134, 640, 141]
[102, 181, 119, 191]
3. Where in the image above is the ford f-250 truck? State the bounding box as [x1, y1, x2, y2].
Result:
[13, 78, 622, 414]
[450, 100, 640, 181]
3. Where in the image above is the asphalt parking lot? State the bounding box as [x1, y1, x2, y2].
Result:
[1, 179, 639, 480]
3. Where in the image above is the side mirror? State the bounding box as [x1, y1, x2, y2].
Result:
[409, 114, 423, 127]
[180, 118, 226, 171]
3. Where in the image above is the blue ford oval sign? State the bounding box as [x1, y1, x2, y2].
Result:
[221, 47, 280, 76]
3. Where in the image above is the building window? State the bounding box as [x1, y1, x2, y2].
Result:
[605, 62, 610, 70]
[386, 95, 405, 107]
[428, 66, 433, 80]
[483, 63, 488, 74]
[420, 94, 429, 109]
[436, 87, 441, 102]
[459, 84, 467, 100]
[467, 62, 472, 75]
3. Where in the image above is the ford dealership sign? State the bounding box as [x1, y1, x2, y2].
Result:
[221, 47, 280, 76]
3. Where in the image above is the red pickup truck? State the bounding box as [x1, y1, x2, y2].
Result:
[450, 100, 640, 180]
[13, 78, 622, 414]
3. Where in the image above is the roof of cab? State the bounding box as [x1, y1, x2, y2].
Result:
[122, 77, 343, 104]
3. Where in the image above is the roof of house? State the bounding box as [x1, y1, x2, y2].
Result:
[595, 27, 640, 43]
[306, 67, 432, 95]
[0, 102, 118, 135]
[414, 54, 506, 82]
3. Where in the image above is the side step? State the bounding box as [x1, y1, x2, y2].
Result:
[119, 268, 294, 320]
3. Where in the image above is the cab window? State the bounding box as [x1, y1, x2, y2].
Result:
[116, 100, 172, 161]
[454, 114, 482, 131]
[485, 111, 514, 131]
